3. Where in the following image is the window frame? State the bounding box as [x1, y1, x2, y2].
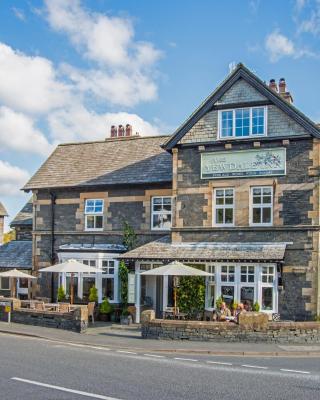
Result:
[213, 188, 235, 226]
[151, 196, 173, 231]
[84, 199, 104, 232]
[218, 106, 267, 140]
[250, 186, 273, 227]
[0, 277, 10, 290]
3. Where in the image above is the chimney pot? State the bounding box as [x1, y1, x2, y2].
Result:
[118, 124, 125, 137]
[269, 79, 278, 92]
[110, 125, 117, 137]
[279, 78, 286, 93]
[125, 124, 132, 136]
[278, 78, 293, 103]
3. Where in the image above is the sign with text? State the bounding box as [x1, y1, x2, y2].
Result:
[201, 148, 286, 179]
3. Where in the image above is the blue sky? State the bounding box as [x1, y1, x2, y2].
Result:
[0, 0, 319, 229]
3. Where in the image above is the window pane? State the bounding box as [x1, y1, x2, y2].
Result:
[162, 213, 172, 229]
[252, 208, 261, 224]
[241, 287, 255, 310]
[1, 277, 9, 290]
[221, 111, 233, 137]
[102, 278, 114, 301]
[86, 215, 94, 229]
[225, 208, 233, 224]
[95, 215, 103, 228]
[262, 287, 273, 310]
[241, 274, 247, 283]
[152, 214, 161, 229]
[221, 286, 234, 307]
[262, 207, 271, 223]
[216, 209, 224, 224]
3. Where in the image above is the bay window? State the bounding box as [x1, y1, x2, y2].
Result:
[85, 199, 104, 231]
[219, 107, 266, 139]
[151, 196, 172, 230]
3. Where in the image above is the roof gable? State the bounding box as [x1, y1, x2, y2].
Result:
[10, 199, 33, 227]
[0, 202, 8, 217]
[164, 63, 320, 150]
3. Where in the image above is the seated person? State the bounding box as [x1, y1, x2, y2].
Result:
[217, 302, 231, 321]
[243, 300, 252, 312]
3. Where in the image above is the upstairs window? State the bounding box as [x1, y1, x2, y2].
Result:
[151, 197, 172, 230]
[250, 187, 273, 226]
[85, 199, 104, 231]
[214, 188, 234, 226]
[219, 107, 266, 139]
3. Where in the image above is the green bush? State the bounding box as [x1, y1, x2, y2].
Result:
[252, 302, 260, 312]
[89, 286, 98, 303]
[176, 276, 205, 316]
[119, 261, 129, 306]
[99, 298, 113, 314]
[215, 296, 223, 309]
[57, 286, 66, 302]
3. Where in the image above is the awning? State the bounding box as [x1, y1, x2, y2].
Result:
[120, 236, 289, 262]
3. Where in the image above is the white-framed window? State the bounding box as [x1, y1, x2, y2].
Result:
[151, 196, 172, 230]
[212, 263, 277, 313]
[102, 261, 115, 302]
[0, 277, 9, 290]
[214, 188, 234, 226]
[85, 199, 104, 231]
[219, 107, 267, 139]
[250, 186, 273, 226]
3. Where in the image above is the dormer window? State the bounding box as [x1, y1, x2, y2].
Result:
[219, 107, 266, 139]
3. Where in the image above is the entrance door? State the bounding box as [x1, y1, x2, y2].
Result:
[155, 276, 163, 318]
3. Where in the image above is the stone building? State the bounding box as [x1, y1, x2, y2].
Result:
[122, 64, 320, 322]
[0, 201, 8, 245]
[0, 201, 32, 298]
[23, 129, 172, 303]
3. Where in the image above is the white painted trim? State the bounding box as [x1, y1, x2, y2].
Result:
[150, 196, 173, 231]
[84, 198, 104, 232]
[213, 187, 235, 227]
[249, 185, 273, 227]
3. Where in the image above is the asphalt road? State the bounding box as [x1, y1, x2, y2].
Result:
[0, 333, 319, 400]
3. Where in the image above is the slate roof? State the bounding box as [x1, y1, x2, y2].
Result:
[23, 135, 172, 190]
[163, 63, 320, 150]
[0, 202, 8, 217]
[121, 236, 288, 261]
[0, 240, 32, 270]
[10, 199, 33, 227]
[59, 243, 127, 252]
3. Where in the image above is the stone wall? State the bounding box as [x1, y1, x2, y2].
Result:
[11, 306, 88, 333]
[142, 319, 320, 343]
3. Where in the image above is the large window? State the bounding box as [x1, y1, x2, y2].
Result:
[102, 260, 115, 301]
[85, 199, 104, 231]
[0, 277, 9, 290]
[250, 186, 273, 226]
[214, 188, 234, 226]
[151, 197, 172, 230]
[219, 107, 266, 139]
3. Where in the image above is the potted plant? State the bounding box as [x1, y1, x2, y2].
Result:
[120, 308, 132, 325]
[57, 286, 66, 302]
[252, 302, 260, 312]
[99, 298, 114, 322]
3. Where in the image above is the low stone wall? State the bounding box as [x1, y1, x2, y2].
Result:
[11, 306, 88, 333]
[142, 317, 320, 344]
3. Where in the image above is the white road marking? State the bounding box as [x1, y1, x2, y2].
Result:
[206, 361, 233, 366]
[68, 343, 110, 351]
[116, 350, 137, 355]
[280, 369, 310, 374]
[143, 354, 165, 358]
[174, 357, 198, 362]
[242, 364, 268, 370]
[11, 377, 123, 400]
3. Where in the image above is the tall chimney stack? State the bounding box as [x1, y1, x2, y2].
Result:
[110, 125, 117, 138]
[118, 125, 125, 137]
[268, 79, 278, 92]
[125, 124, 132, 136]
[278, 78, 293, 104]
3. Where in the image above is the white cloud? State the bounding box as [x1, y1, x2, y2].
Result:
[0, 160, 30, 196]
[298, 3, 320, 36]
[12, 7, 26, 21]
[47, 105, 163, 143]
[0, 42, 71, 114]
[0, 107, 53, 155]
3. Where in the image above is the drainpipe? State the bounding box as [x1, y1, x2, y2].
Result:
[50, 191, 56, 301]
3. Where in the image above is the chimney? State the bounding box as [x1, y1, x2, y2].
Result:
[268, 79, 278, 92]
[118, 124, 125, 136]
[125, 124, 132, 136]
[110, 125, 117, 137]
[278, 78, 293, 104]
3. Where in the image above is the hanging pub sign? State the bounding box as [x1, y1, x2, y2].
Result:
[201, 148, 286, 179]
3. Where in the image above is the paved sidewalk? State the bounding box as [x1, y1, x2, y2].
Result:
[0, 321, 320, 356]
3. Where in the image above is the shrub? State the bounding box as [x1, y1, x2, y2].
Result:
[89, 286, 98, 303]
[176, 276, 205, 316]
[215, 296, 223, 309]
[252, 302, 260, 312]
[57, 286, 66, 302]
[99, 298, 113, 314]
[119, 261, 129, 306]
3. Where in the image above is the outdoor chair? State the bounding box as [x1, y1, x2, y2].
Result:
[58, 303, 70, 313]
[87, 302, 95, 324]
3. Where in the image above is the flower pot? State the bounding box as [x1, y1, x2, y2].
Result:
[120, 315, 132, 325]
[99, 313, 110, 322]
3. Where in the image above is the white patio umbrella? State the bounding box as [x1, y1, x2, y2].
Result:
[0, 269, 36, 298]
[141, 261, 213, 315]
[39, 259, 101, 304]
